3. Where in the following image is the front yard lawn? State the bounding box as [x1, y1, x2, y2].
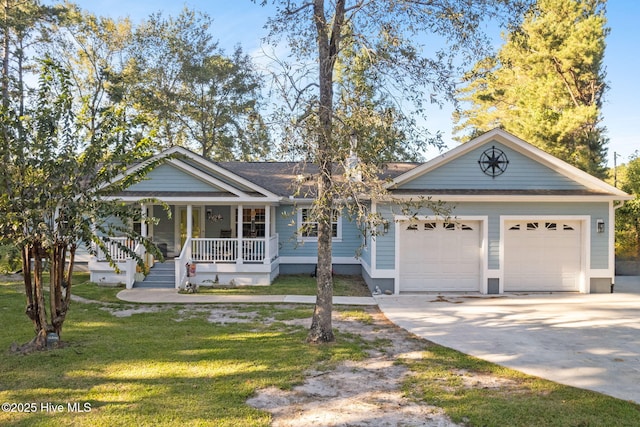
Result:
[1, 277, 638, 426]
[194, 274, 372, 296]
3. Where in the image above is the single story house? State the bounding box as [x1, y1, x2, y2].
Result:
[89, 129, 632, 294]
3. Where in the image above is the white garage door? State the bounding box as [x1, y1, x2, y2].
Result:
[504, 220, 582, 292]
[399, 220, 481, 292]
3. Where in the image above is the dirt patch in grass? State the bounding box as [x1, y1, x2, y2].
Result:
[247, 308, 462, 426]
[89, 301, 524, 426]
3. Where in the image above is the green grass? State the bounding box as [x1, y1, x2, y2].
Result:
[2, 277, 639, 426]
[0, 281, 367, 426]
[402, 344, 640, 427]
[196, 274, 372, 297]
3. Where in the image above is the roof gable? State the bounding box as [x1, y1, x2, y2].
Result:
[113, 146, 280, 201]
[391, 129, 629, 199]
[126, 163, 228, 193]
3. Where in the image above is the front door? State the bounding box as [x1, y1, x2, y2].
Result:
[176, 207, 202, 254]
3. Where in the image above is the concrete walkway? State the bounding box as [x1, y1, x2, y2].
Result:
[116, 288, 376, 306]
[376, 276, 640, 404]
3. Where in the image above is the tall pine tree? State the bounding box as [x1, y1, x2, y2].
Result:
[454, 0, 609, 178]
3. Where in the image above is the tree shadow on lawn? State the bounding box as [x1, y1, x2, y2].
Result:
[0, 292, 368, 426]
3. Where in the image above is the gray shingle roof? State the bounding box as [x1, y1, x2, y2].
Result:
[216, 161, 421, 197]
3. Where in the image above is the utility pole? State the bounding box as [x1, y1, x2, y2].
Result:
[614, 151, 619, 188]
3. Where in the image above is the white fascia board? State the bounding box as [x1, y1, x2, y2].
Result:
[106, 196, 278, 204]
[279, 256, 360, 264]
[381, 194, 630, 203]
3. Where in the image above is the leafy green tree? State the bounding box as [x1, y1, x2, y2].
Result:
[175, 46, 269, 160]
[1, 0, 60, 112]
[454, 0, 609, 178]
[130, 8, 269, 160]
[260, 0, 527, 343]
[46, 5, 136, 140]
[0, 58, 162, 352]
[615, 154, 640, 260]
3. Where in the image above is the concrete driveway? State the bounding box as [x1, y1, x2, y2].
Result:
[376, 276, 640, 403]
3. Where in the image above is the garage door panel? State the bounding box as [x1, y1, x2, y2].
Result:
[504, 220, 581, 292]
[400, 221, 481, 292]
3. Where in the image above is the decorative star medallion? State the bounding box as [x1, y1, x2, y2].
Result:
[478, 146, 509, 177]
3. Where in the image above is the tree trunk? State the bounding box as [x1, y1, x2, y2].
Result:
[1, 0, 10, 109]
[23, 243, 51, 350]
[306, 0, 346, 344]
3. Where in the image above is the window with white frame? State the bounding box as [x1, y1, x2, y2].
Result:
[298, 207, 342, 241]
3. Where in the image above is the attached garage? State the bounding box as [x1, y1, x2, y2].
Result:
[503, 219, 583, 292]
[366, 129, 631, 295]
[398, 220, 482, 292]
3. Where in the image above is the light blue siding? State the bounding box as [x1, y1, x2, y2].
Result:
[398, 141, 587, 191]
[275, 206, 363, 260]
[375, 201, 611, 271]
[127, 164, 225, 192]
[375, 204, 396, 270]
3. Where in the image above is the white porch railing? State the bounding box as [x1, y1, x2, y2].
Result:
[95, 237, 136, 261]
[268, 234, 279, 262]
[191, 238, 237, 262]
[190, 235, 279, 263]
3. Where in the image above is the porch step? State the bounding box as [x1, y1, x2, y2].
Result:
[134, 260, 175, 289]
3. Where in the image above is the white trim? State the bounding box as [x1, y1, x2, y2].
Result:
[166, 159, 249, 198]
[590, 269, 612, 277]
[174, 206, 204, 257]
[296, 206, 343, 243]
[105, 145, 281, 200]
[162, 146, 281, 199]
[500, 215, 590, 294]
[381, 194, 630, 203]
[279, 256, 359, 264]
[389, 129, 631, 199]
[370, 201, 378, 272]
[607, 201, 616, 279]
[110, 196, 277, 204]
[394, 215, 488, 295]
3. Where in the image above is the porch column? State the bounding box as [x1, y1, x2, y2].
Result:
[140, 203, 147, 261]
[264, 204, 271, 264]
[186, 204, 193, 241]
[236, 204, 243, 264]
[140, 203, 147, 238]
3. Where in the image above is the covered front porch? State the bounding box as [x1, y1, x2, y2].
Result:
[89, 203, 280, 288]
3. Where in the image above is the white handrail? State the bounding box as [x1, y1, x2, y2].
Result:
[125, 242, 144, 289]
[175, 237, 192, 289]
